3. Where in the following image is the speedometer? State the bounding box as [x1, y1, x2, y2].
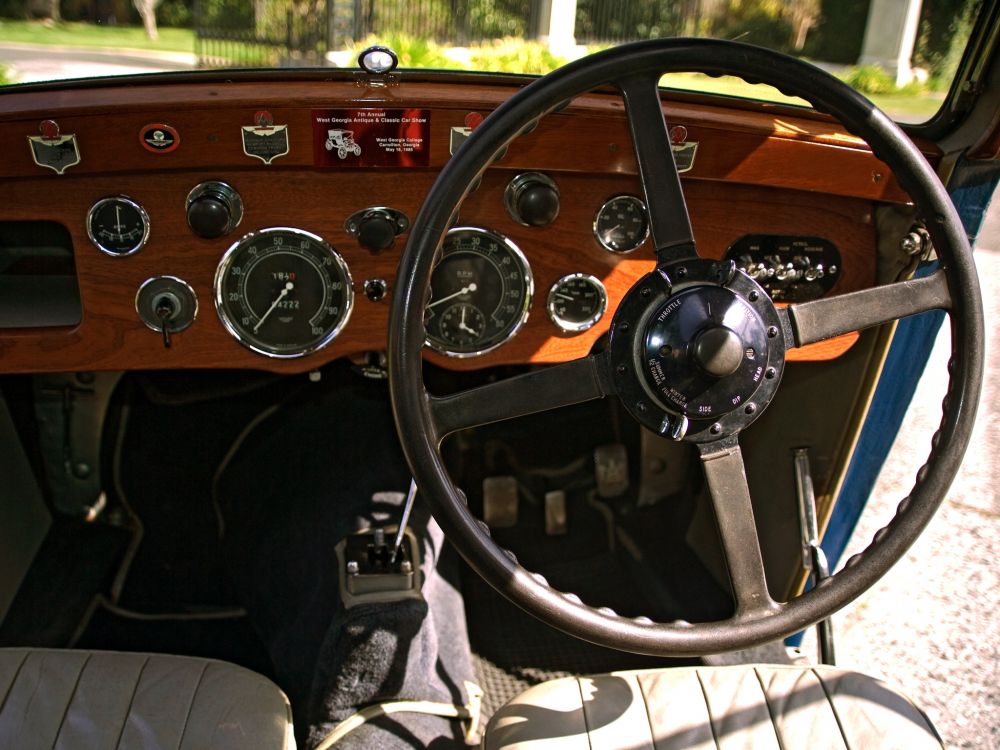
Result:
[215, 227, 353, 358]
[425, 227, 533, 357]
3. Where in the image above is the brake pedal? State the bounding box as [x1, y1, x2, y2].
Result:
[545, 490, 567, 536]
[483, 476, 518, 528]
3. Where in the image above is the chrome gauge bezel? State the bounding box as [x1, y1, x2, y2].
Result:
[547, 273, 607, 333]
[214, 226, 354, 359]
[425, 226, 534, 358]
[87, 195, 151, 257]
[593, 194, 650, 254]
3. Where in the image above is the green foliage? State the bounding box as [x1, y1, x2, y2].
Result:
[468, 38, 567, 74]
[157, 0, 193, 28]
[842, 64, 897, 95]
[839, 64, 927, 97]
[914, 0, 981, 89]
[0, 64, 10, 86]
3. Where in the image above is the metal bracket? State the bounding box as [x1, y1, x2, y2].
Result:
[336, 523, 423, 608]
[793, 447, 836, 665]
[33, 372, 122, 518]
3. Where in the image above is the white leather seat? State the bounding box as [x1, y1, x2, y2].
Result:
[483, 664, 943, 749]
[0, 648, 295, 750]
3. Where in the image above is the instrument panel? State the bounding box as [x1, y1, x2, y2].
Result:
[0, 74, 914, 375]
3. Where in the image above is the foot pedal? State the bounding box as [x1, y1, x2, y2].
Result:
[483, 476, 518, 528]
[544, 490, 567, 536]
[594, 443, 629, 498]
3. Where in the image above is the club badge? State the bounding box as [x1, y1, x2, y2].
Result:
[140, 123, 180, 153]
[669, 125, 698, 173]
[27, 120, 80, 174]
[242, 111, 289, 165]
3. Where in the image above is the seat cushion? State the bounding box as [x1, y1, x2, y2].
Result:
[0, 648, 295, 750]
[483, 664, 942, 749]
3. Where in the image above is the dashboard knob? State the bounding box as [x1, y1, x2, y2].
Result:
[691, 326, 744, 378]
[358, 213, 398, 251]
[186, 181, 243, 239]
[345, 207, 410, 254]
[504, 172, 560, 227]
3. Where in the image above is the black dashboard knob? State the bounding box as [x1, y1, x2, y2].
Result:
[186, 181, 243, 239]
[504, 172, 560, 227]
[344, 207, 410, 254]
[358, 213, 398, 251]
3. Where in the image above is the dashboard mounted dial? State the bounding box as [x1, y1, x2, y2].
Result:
[214, 227, 353, 358]
[424, 227, 533, 357]
[594, 194, 649, 253]
[547, 273, 607, 333]
[87, 196, 150, 256]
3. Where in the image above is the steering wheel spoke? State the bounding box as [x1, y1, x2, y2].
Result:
[617, 73, 698, 264]
[782, 269, 951, 348]
[428, 353, 614, 440]
[698, 438, 779, 618]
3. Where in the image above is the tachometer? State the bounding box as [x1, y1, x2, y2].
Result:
[425, 227, 532, 357]
[215, 227, 353, 358]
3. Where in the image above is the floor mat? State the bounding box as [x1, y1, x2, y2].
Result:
[463, 552, 695, 722]
[0, 520, 130, 647]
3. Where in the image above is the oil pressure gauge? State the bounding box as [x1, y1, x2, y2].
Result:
[547, 273, 607, 333]
[87, 196, 150, 256]
[594, 194, 649, 253]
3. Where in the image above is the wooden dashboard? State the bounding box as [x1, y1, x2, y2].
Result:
[0, 72, 930, 374]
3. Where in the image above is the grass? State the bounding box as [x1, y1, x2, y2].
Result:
[0, 21, 945, 122]
[0, 19, 194, 54]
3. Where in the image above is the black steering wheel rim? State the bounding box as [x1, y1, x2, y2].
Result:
[389, 38, 984, 655]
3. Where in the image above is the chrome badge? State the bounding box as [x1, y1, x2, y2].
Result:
[242, 110, 289, 165]
[27, 120, 80, 175]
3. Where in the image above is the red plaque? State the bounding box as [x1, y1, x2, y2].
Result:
[312, 109, 430, 167]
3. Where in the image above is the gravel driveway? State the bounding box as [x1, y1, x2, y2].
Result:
[803, 205, 999, 749]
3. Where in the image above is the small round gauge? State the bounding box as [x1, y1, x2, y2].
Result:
[87, 196, 150, 256]
[215, 227, 353, 358]
[594, 194, 649, 253]
[547, 274, 607, 333]
[425, 227, 533, 357]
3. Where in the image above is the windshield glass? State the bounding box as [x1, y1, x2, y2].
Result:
[0, 0, 984, 123]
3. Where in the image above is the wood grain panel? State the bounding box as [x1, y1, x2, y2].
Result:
[0, 165, 874, 374]
[0, 77, 933, 202]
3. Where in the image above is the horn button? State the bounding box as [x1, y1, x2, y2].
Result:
[609, 259, 787, 443]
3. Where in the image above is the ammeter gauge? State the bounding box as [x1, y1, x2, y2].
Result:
[87, 196, 150, 256]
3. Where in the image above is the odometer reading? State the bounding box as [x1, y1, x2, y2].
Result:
[425, 227, 533, 357]
[215, 227, 353, 358]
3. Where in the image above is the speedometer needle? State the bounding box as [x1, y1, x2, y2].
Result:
[254, 281, 294, 333]
[428, 282, 477, 309]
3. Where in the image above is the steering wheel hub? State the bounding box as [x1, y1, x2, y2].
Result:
[642, 283, 770, 417]
[610, 258, 787, 442]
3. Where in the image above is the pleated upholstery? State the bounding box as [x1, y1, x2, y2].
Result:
[484, 664, 943, 749]
[0, 649, 295, 750]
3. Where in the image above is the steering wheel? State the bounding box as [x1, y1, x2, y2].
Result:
[388, 39, 984, 655]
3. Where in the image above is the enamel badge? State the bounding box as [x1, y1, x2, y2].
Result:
[140, 123, 180, 153]
[669, 125, 698, 173]
[242, 111, 289, 164]
[28, 120, 80, 174]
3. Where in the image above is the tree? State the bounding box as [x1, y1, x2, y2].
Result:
[133, 0, 162, 40]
